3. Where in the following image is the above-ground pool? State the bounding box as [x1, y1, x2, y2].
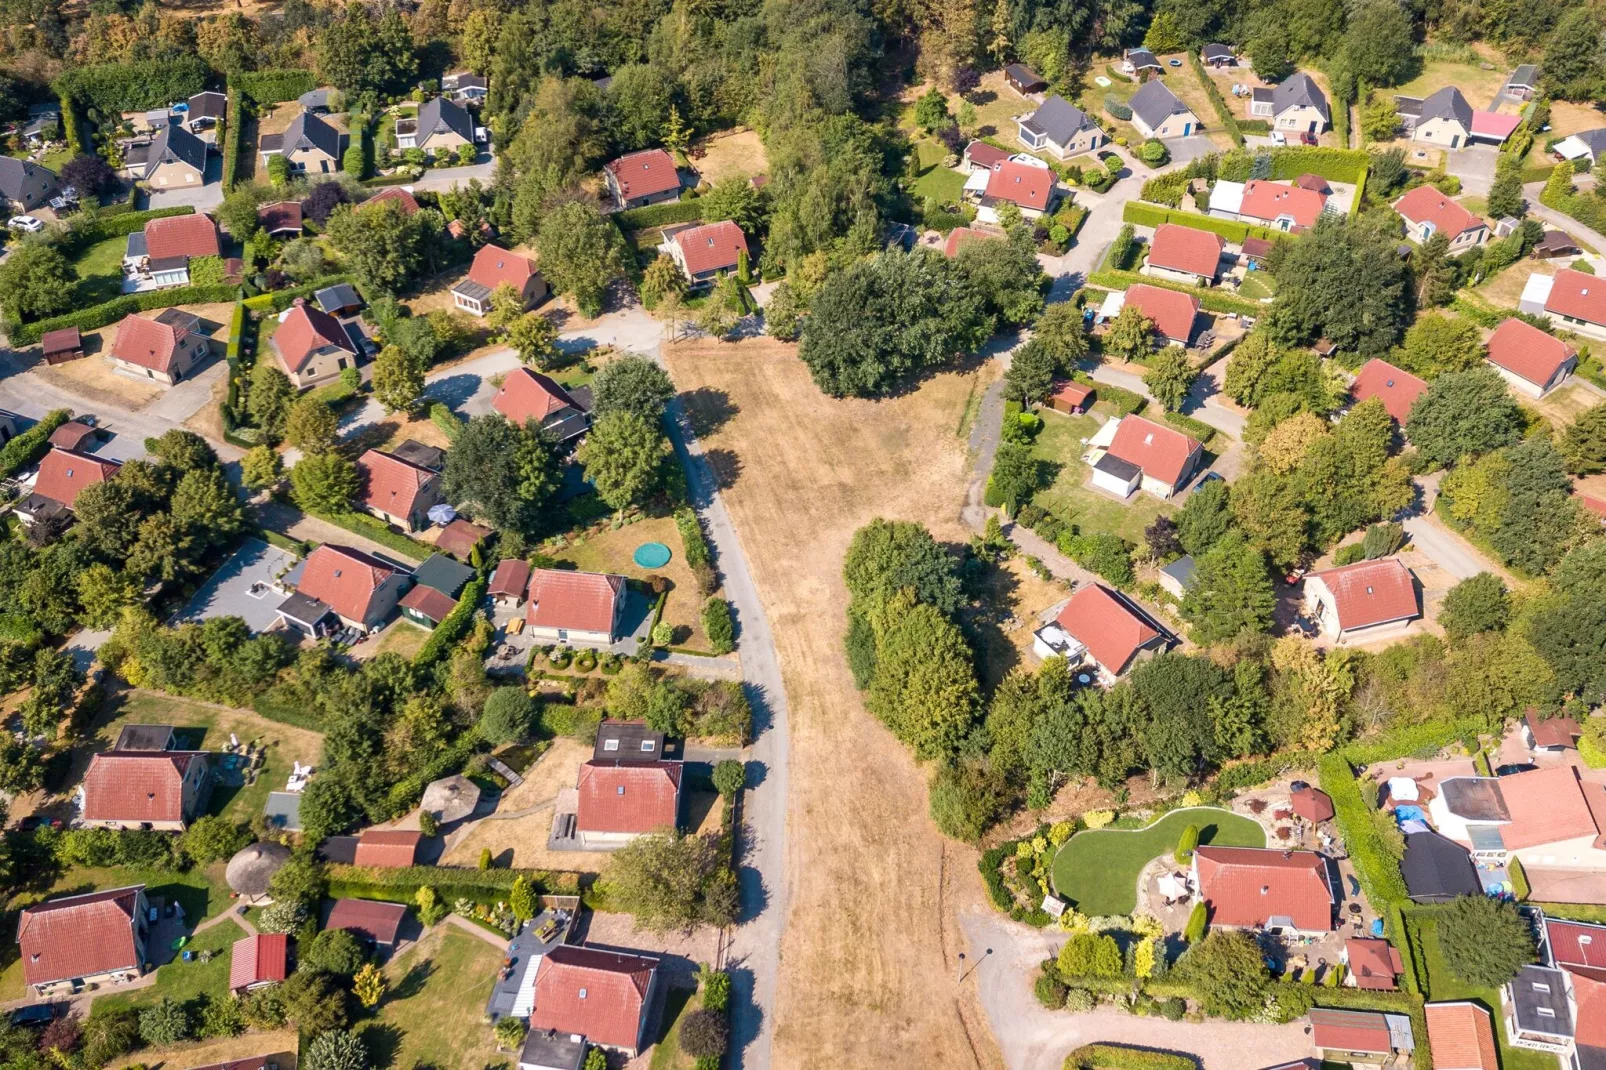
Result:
[633, 542, 672, 569]
[1394, 805, 1427, 825]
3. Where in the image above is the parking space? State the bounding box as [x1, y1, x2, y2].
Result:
[172, 538, 299, 632]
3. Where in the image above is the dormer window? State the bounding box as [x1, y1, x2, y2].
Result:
[641, 740, 656, 752]
[604, 739, 619, 751]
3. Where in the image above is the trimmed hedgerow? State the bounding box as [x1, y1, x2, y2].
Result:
[616, 197, 704, 231]
[10, 283, 239, 345]
[0, 410, 72, 479]
[233, 68, 318, 105]
[1064, 1043, 1195, 1070]
[412, 579, 488, 672]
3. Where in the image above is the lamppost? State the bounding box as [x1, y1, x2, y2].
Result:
[959, 947, 993, 983]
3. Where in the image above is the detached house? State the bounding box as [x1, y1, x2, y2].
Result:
[362, 186, 420, 216]
[575, 759, 682, 848]
[276, 544, 409, 637]
[1143, 224, 1224, 286]
[270, 298, 359, 389]
[452, 243, 547, 317]
[1394, 186, 1489, 250]
[441, 72, 489, 103]
[356, 449, 443, 533]
[1201, 44, 1237, 68]
[660, 220, 747, 287]
[494, 367, 592, 444]
[1485, 316, 1576, 397]
[1128, 80, 1199, 140]
[1350, 358, 1428, 424]
[132, 122, 208, 188]
[1554, 128, 1606, 168]
[1192, 846, 1335, 933]
[1031, 582, 1171, 682]
[397, 96, 476, 156]
[1396, 86, 1521, 147]
[1249, 73, 1330, 135]
[130, 212, 221, 287]
[1302, 558, 1419, 643]
[1086, 413, 1204, 498]
[1520, 268, 1606, 341]
[110, 309, 209, 386]
[16, 448, 122, 529]
[0, 156, 60, 211]
[1016, 96, 1105, 159]
[17, 887, 150, 996]
[258, 110, 342, 175]
[1429, 766, 1606, 875]
[971, 158, 1057, 222]
[527, 946, 662, 1058]
[1234, 179, 1328, 232]
[603, 149, 680, 209]
[524, 568, 627, 646]
[1106, 284, 1201, 348]
[78, 750, 211, 831]
[1122, 49, 1162, 77]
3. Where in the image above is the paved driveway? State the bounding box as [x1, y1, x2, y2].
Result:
[409, 157, 497, 192]
[1161, 135, 1216, 165]
[142, 157, 225, 211]
[1446, 145, 1498, 196]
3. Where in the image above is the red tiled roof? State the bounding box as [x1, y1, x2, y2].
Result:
[576, 760, 682, 834]
[528, 945, 658, 1052]
[1424, 1003, 1497, 1070]
[256, 201, 303, 234]
[1053, 583, 1163, 677]
[362, 186, 419, 215]
[943, 226, 994, 258]
[434, 518, 489, 560]
[81, 752, 197, 824]
[525, 568, 625, 635]
[1544, 268, 1606, 327]
[1581, 490, 1606, 522]
[325, 898, 407, 945]
[400, 584, 457, 623]
[1497, 765, 1601, 851]
[1525, 709, 1581, 750]
[1049, 379, 1093, 407]
[353, 829, 422, 868]
[1291, 786, 1335, 824]
[33, 447, 121, 508]
[17, 887, 143, 987]
[1122, 284, 1200, 346]
[40, 327, 80, 355]
[489, 558, 531, 598]
[272, 299, 355, 374]
[605, 149, 679, 200]
[1470, 111, 1522, 141]
[1351, 359, 1428, 423]
[1194, 846, 1333, 931]
[1572, 972, 1606, 1051]
[964, 141, 1010, 168]
[466, 243, 537, 292]
[672, 220, 746, 276]
[356, 449, 435, 522]
[229, 933, 288, 992]
[1307, 558, 1417, 631]
[1486, 317, 1575, 387]
[984, 160, 1055, 211]
[1309, 1008, 1392, 1054]
[493, 367, 580, 428]
[144, 213, 220, 260]
[1106, 413, 1201, 487]
[1345, 938, 1403, 990]
[111, 312, 192, 374]
[1545, 918, 1606, 974]
[1394, 186, 1484, 240]
[48, 421, 96, 451]
[296, 544, 400, 626]
[1295, 173, 1330, 193]
[1239, 180, 1326, 229]
[1148, 224, 1225, 278]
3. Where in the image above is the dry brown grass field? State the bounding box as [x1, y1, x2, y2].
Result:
[664, 337, 1004, 1069]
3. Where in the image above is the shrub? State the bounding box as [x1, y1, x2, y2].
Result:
[1057, 933, 1123, 979]
[418, 811, 439, 837]
[702, 596, 734, 654]
[1064, 1043, 1194, 1069]
[1334, 543, 1366, 566]
[138, 999, 190, 1048]
[712, 759, 745, 796]
[679, 1008, 729, 1058]
[1158, 996, 1185, 1021]
[1183, 901, 1207, 943]
[1082, 810, 1115, 829]
[301, 928, 367, 976]
[1174, 824, 1199, 864]
[1104, 94, 1133, 121]
[1035, 971, 1069, 1008]
[1438, 895, 1537, 987]
[1062, 987, 1095, 1013]
[258, 899, 308, 934]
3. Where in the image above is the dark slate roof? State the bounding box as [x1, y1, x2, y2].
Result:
[1574, 128, 1606, 157]
[1159, 554, 1196, 590]
[145, 122, 207, 180]
[283, 110, 341, 159]
[1400, 830, 1482, 901]
[1509, 965, 1573, 1038]
[1420, 85, 1473, 129]
[389, 439, 445, 471]
[298, 89, 332, 111]
[314, 282, 362, 313]
[188, 91, 227, 120]
[1272, 72, 1330, 123]
[277, 591, 333, 627]
[417, 96, 475, 146]
[1094, 452, 1142, 482]
[1440, 777, 1510, 821]
[519, 1028, 585, 1070]
[0, 156, 59, 207]
[1202, 43, 1235, 61]
[594, 721, 678, 762]
[1126, 49, 1161, 70]
[1509, 64, 1539, 88]
[1130, 80, 1190, 131]
[115, 724, 175, 752]
[1025, 96, 1095, 146]
[411, 553, 474, 598]
[1004, 63, 1047, 89]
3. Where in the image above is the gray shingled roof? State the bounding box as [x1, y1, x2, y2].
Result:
[145, 122, 207, 180]
[1573, 127, 1606, 159]
[1201, 43, 1235, 62]
[1509, 64, 1539, 88]
[1024, 96, 1095, 146]
[1419, 85, 1472, 130]
[187, 91, 227, 121]
[1272, 72, 1330, 123]
[1125, 49, 1161, 70]
[283, 109, 342, 160]
[0, 156, 59, 208]
[1130, 80, 1189, 131]
[417, 96, 475, 147]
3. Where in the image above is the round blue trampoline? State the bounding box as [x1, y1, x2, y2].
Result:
[633, 542, 672, 568]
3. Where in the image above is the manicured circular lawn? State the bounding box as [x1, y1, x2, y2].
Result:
[1051, 807, 1266, 916]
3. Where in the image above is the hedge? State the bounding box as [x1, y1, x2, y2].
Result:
[0, 410, 72, 479]
[10, 283, 241, 346]
[412, 578, 487, 672]
[675, 507, 711, 569]
[1064, 1044, 1193, 1070]
[59, 94, 85, 156]
[1214, 750, 1319, 793]
[1074, 372, 1146, 416]
[616, 197, 704, 231]
[1086, 271, 1264, 316]
[1266, 146, 1370, 184]
[1187, 52, 1244, 147]
[234, 69, 318, 105]
[221, 84, 245, 189]
[1104, 94, 1133, 122]
[326, 863, 583, 905]
[61, 205, 195, 256]
[242, 274, 358, 313]
[1163, 411, 1215, 446]
[1450, 293, 1506, 329]
[1509, 856, 1530, 901]
[1533, 902, 1606, 923]
[1122, 201, 1281, 244]
[305, 507, 432, 561]
[220, 302, 253, 446]
[1319, 752, 1409, 910]
[54, 56, 209, 115]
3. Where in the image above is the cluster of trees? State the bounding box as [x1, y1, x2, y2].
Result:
[1263, 215, 1413, 359]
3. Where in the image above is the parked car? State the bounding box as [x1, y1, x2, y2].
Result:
[10, 1004, 59, 1028]
[1270, 131, 1287, 145]
[7, 215, 42, 233]
[1298, 131, 1319, 146]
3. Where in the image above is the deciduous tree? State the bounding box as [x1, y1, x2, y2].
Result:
[575, 410, 665, 509]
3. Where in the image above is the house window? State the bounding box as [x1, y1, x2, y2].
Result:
[604, 739, 619, 751]
[641, 740, 656, 752]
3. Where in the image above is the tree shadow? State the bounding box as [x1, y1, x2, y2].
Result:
[967, 89, 997, 106]
[680, 387, 740, 437]
[651, 985, 696, 1047]
[357, 1021, 406, 1070]
[700, 447, 742, 491]
[388, 958, 437, 1002]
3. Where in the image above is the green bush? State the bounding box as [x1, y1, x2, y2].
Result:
[702, 596, 734, 655]
[1162, 411, 1215, 446]
[616, 198, 704, 231]
[55, 56, 207, 115]
[1088, 378, 1147, 416]
[1319, 753, 1409, 909]
[221, 86, 245, 189]
[1183, 901, 1207, 943]
[1173, 824, 1200, 863]
[1266, 146, 1370, 184]
[1104, 95, 1133, 121]
[1034, 972, 1068, 1009]
[0, 409, 72, 479]
[411, 579, 487, 672]
[1064, 1043, 1195, 1069]
[325, 863, 582, 906]
[234, 69, 318, 105]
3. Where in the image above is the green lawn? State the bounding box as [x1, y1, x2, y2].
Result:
[1052, 807, 1266, 915]
[1031, 409, 1176, 546]
[1390, 58, 1508, 109]
[1411, 916, 1558, 1070]
[1237, 274, 1276, 300]
[92, 918, 246, 1018]
[374, 621, 430, 659]
[909, 139, 967, 209]
[648, 986, 700, 1070]
[71, 234, 130, 306]
[357, 927, 503, 1070]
